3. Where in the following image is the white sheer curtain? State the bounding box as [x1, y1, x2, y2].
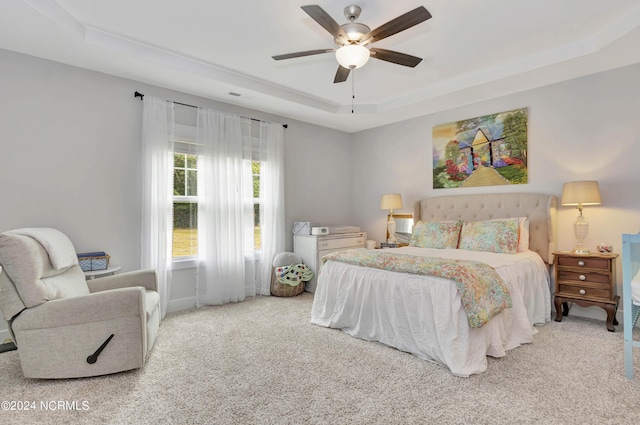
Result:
[141, 96, 174, 318]
[196, 109, 251, 305]
[254, 121, 285, 295]
[196, 108, 285, 305]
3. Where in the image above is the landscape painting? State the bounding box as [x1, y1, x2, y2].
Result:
[432, 108, 528, 188]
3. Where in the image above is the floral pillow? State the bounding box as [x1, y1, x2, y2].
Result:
[472, 217, 529, 251]
[409, 220, 462, 249]
[458, 218, 520, 254]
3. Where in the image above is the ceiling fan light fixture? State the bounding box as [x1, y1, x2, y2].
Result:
[335, 44, 370, 69]
[273, 5, 431, 83]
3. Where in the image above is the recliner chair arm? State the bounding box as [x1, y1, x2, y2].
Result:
[12, 286, 148, 331]
[86, 269, 158, 293]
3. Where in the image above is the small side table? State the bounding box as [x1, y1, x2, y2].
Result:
[553, 251, 619, 331]
[84, 266, 121, 280]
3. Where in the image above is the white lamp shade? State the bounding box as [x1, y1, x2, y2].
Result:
[380, 193, 403, 210]
[335, 44, 370, 69]
[561, 181, 602, 206]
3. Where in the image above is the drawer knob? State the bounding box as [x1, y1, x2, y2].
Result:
[579, 274, 586, 281]
[579, 289, 586, 295]
[577, 260, 585, 267]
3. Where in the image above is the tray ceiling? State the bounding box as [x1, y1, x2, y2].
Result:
[1, 0, 639, 132]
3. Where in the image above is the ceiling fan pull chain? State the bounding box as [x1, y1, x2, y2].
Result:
[352, 68, 355, 114]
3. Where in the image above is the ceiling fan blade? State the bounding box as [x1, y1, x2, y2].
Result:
[369, 48, 422, 67]
[361, 6, 432, 45]
[272, 49, 334, 60]
[301, 5, 348, 44]
[334, 66, 351, 83]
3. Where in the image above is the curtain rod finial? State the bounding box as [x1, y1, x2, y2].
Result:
[134, 91, 144, 100]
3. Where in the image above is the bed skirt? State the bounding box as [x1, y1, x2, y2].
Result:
[311, 254, 550, 377]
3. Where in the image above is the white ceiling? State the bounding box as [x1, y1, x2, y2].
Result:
[2, 0, 640, 133]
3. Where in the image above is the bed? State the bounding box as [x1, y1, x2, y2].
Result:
[311, 193, 557, 377]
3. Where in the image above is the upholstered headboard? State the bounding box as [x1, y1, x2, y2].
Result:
[414, 193, 557, 264]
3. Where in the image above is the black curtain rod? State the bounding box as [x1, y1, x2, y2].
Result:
[134, 91, 287, 129]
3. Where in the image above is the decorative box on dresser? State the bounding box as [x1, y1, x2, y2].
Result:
[553, 251, 619, 332]
[293, 232, 366, 293]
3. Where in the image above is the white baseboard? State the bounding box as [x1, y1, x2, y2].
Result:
[167, 296, 196, 314]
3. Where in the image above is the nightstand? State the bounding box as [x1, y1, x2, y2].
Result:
[553, 251, 619, 332]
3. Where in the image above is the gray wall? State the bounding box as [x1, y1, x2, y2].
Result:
[1, 48, 639, 338]
[0, 49, 355, 337]
[350, 63, 640, 321]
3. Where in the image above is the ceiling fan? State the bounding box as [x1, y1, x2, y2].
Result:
[272, 4, 432, 83]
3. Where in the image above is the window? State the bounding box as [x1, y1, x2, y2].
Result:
[252, 160, 261, 251]
[172, 144, 199, 258]
[171, 143, 262, 258]
[170, 124, 267, 260]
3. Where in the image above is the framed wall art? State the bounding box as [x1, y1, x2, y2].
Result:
[432, 108, 528, 189]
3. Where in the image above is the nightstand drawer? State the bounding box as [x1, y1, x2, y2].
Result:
[557, 256, 610, 270]
[557, 270, 610, 285]
[558, 284, 611, 300]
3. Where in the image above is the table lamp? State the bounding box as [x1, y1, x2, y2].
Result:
[380, 193, 403, 244]
[561, 180, 602, 254]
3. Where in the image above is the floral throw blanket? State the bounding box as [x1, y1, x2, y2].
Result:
[321, 248, 512, 328]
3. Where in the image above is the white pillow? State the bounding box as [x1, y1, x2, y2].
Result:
[517, 217, 529, 252]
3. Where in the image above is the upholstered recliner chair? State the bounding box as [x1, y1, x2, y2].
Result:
[0, 228, 160, 379]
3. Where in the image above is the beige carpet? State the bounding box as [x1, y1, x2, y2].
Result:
[1, 293, 640, 425]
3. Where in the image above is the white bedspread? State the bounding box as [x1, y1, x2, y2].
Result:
[310, 247, 551, 377]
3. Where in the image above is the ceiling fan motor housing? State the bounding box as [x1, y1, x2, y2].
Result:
[340, 22, 370, 43]
[344, 5, 361, 20]
[340, 5, 368, 43]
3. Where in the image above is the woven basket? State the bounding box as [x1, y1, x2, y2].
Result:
[270, 268, 304, 297]
[78, 254, 110, 272]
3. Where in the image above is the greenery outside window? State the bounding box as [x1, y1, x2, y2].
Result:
[172, 151, 263, 259]
[173, 148, 198, 258]
[252, 161, 262, 251]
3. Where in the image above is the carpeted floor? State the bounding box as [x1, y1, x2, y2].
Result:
[1, 293, 640, 425]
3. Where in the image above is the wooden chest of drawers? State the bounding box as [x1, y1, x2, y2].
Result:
[553, 251, 619, 331]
